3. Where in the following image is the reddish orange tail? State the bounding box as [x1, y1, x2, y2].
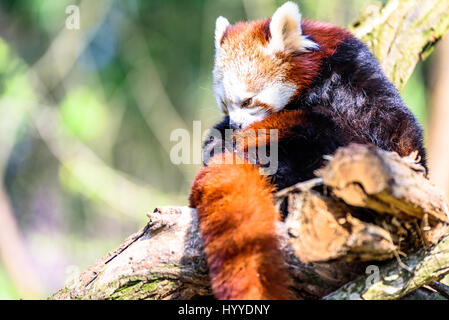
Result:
[190, 155, 292, 300]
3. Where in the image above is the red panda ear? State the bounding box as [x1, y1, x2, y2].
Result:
[215, 16, 230, 50]
[267, 2, 318, 53]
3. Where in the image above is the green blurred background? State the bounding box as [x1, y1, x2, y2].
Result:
[0, 0, 443, 299]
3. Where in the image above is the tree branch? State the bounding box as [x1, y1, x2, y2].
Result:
[350, 0, 449, 91]
[51, 144, 449, 300]
[323, 235, 449, 300]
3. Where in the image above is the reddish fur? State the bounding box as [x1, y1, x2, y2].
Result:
[221, 19, 270, 46]
[236, 110, 308, 152]
[220, 18, 351, 102]
[190, 111, 309, 300]
[245, 109, 308, 137]
[191, 19, 352, 300]
[285, 20, 353, 97]
[190, 155, 293, 300]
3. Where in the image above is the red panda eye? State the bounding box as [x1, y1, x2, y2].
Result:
[241, 98, 252, 108]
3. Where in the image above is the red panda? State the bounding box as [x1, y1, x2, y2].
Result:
[189, 1, 426, 300]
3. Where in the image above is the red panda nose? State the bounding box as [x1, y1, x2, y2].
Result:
[229, 120, 242, 130]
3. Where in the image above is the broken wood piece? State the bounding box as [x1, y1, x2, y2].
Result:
[284, 190, 396, 262]
[317, 144, 448, 224]
[316, 144, 449, 247]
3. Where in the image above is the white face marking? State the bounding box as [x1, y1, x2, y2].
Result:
[257, 83, 297, 112]
[211, 2, 320, 129]
[228, 106, 268, 129]
[213, 67, 297, 128]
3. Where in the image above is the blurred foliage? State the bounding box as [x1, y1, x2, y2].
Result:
[403, 64, 428, 129]
[60, 88, 109, 142]
[0, 266, 19, 299]
[0, 0, 431, 299]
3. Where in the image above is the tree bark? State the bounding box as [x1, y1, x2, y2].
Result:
[50, 0, 449, 300]
[323, 235, 449, 300]
[349, 0, 449, 91]
[51, 144, 449, 300]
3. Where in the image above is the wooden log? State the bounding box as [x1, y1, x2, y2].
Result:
[51, 144, 449, 300]
[52, 207, 212, 300]
[323, 235, 449, 300]
[318, 145, 448, 224]
[317, 144, 449, 247]
[50, 205, 369, 300]
[283, 189, 397, 263]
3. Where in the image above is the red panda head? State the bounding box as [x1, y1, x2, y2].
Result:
[213, 2, 319, 129]
[212, 1, 349, 129]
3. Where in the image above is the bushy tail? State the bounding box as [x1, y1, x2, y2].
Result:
[189, 155, 292, 300]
